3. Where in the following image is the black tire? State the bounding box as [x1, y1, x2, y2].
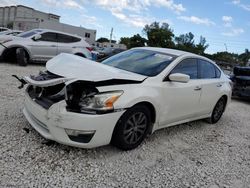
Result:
[16, 48, 29, 66]
[207, 97, 226, 124]
[111, 105, 151, 150]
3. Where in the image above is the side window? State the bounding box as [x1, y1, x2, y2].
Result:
[71, 36, 81, 42]
[199, 60, 216, 79]
[171, 58, 198, 79]
[57, 34, 73, 43]
[57, 34, 81, 43]
[39, 32, 57, 42]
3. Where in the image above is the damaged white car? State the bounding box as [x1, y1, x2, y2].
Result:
[18, 47, 231, 150]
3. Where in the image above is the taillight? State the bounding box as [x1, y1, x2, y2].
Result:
[86, 47, 93, 52]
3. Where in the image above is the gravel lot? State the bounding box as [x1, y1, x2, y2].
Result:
[0, 62, 250, 188]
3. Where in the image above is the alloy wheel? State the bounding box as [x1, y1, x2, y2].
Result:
[123, 112, 147, 145]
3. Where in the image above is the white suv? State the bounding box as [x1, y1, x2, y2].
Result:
[0, 29, 92, 66]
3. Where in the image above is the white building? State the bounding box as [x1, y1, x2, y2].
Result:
[0, 5, 96, 45]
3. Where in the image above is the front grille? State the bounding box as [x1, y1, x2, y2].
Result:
[27, 83, 65, 109]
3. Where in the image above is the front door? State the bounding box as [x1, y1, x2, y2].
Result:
[159, 58, 202, 126]
[30, 32, 58, 61]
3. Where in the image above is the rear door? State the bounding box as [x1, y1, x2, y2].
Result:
[30, 32, 58, 61]
[159, 58, 202, 126]
[57, 34, 81, 55]
[198, 59, 222, 114]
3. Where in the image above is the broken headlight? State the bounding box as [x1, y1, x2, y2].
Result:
[79, 91, 123, 114]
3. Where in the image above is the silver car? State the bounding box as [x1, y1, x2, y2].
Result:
[0, 29, 92, 66]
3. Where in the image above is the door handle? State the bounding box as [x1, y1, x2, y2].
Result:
[216, 83, 222, 87]
[194, 86, 202, 91]
[50, 45, 57, 47]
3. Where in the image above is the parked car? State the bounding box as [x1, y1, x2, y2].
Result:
[0, 27, 9, 32]
[0, 29, 92, 66]
[98, 47, 125, 60]
[231, 66, 250, 99]
[19, 47, 231, 150]
[0, 30, 23, 36]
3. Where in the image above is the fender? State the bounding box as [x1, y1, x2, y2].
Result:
[2, 44, 32, 59]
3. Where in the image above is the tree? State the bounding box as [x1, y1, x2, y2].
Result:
[195, 36, 209, 55]
[143, 22, 175, 48]
[119, 37, 131, 48]
[175, 33, 208, 54]
[129, 34, 147, 48]
[211, 52, 240, 65]
[119, 34, 147, 49]
[96, 37, 116, 43]
[239, 49, 250, 65]
[175, 32, 195, 52]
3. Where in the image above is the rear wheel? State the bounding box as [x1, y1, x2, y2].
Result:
[16, 48, 29, 66]
[111, 105, 151, 150]
[207, 97, 226, 124]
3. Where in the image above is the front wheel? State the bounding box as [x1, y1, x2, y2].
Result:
[16, 48, 29, 66]
[111, 105, 151, 150]
[207, 97, 226, 124]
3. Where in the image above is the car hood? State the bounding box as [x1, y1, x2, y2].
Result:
[0, 35, 16, 41]
[46, 53, 147, 82]
[0, 35, 28, 42]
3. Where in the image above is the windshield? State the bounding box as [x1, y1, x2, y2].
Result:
[17, 29, 43, 38]
[102, 49, 176, 76]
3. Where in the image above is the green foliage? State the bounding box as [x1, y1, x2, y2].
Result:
[96, 37, 116, 43]
[174, 33, 209, 55]
[239, 49, 250, 64]
[116, 21, 248, 66]
[120, 34, 147, 49]
[210, 49, 249, 66]
[196, 36, 209, 55]
[143, 22, 175, 48]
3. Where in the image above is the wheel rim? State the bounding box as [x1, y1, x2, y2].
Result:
[213, 100, 224, 121]
[123, 112, 147, 145]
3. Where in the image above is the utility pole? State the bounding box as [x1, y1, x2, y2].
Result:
[224, 43, 228, 52]
[110, 27, 113, 44]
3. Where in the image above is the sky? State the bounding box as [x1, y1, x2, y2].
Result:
[1, 0, 250, 54]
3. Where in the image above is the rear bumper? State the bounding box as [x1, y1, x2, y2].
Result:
[23, 92, 125, 148]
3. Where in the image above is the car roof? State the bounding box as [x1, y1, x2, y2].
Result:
[134, 47, 197, 56]
[134, 47, 215, 62]
[30, 28, 83, 39]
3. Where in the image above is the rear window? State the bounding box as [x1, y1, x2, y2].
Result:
[102, 49, 176, 76]
[199, 59, 217, 79]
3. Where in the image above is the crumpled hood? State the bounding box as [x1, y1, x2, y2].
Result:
[46, 53, 147, 82]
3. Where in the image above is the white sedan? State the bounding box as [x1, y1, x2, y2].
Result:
[21, 47, 231, 150]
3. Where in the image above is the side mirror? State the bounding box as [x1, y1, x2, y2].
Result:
[32, 34, 41, 41]
[169, 73, 190, 83]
